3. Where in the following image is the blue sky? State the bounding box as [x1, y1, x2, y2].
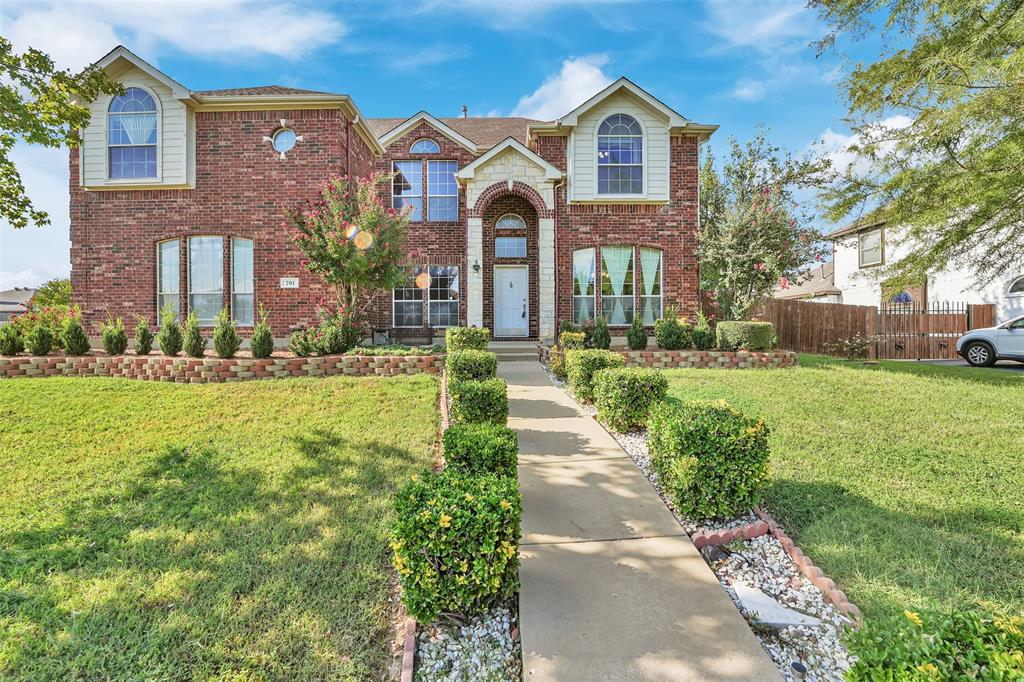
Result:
[0, 0, 880, 289]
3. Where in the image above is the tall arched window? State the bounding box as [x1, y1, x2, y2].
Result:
[108, 87, 158, 179]
[597, 114, 643, 195]
[410, 138, 440, 154]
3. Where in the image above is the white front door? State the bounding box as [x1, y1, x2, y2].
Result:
[494, 266, 529, 337]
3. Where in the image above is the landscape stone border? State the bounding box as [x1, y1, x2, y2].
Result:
[537, 345, 798, 369]
[0, 353, 444, 382]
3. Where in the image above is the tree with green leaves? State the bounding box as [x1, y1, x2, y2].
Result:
[812, 0, 1024, 288]
[1, 38, 122, 230]
[699, 128, 829, 321]
[31, 278, 71, 307]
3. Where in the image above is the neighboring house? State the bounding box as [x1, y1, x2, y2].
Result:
[0, 288, 35, 325]
[773, 262, 841, 303]
[829, 221, 1024, 321]
[69, 46, 717, 342]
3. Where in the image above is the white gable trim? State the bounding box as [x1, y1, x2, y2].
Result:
[455, 137, 563, 182]
[558, 77, 687, 128]
[378, 112, 480, 153]
[94, 46, 191, 100]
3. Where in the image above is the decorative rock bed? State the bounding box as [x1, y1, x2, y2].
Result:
[0, 352, 444, 382]
[545, 366, 856, 682]
[537, 344, 799, 369]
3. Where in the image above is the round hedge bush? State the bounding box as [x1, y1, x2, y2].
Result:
[391, 471, 521, 623]
[593, 367, 668, 432]
[443, 422, 518, 478]
[565, 348, 625, 403]
[647, 399, 770, 519]
[446, 349, 498, 382]
[445, 326, 490, 351]
[449, 377, 509, 425]
[715, 321, 776, 351]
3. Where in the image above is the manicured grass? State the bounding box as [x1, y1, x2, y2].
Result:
[0, 376, 438, 680]
[664, 356, 1024, 621]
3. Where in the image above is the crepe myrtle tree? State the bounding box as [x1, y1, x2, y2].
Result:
[699, 128, 829, 320]
[288, 173, 411, 328]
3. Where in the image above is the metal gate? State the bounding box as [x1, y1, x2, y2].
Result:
[875, 302, 996, 360]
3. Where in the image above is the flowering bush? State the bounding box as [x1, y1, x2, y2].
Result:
[846, 608, 1024, 680]
[647, 399, 770, 519]
[443, 423, 518, 478]
[134, 316, 154, 355]
[594, 367, 668, 432]
[60, 317, 90, 355]
[0, 325, 25, 356]
[101, 316, 129, 355]
[825, 333, 875, 360]
[11, 305, 80, 350]
[565, 349, 625, 403]
[288, 328, 319, 357]
[157, 305, 182, 356]
[446, 349, 497, 382]
[391, 470, 521, 623]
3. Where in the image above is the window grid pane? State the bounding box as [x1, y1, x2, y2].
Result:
[601, 246, 635, 325]
[231, 238, 254, 325]
[428, 265, 459, 327]
[189, 237, 224, 325]
[393, 267, 424, 327]
[496, 214, 526, 230]
[427, 161, 458, 222]
[597, 113, 643, 195]
[495, 237, 527, 259]
[158, 240, 179, 319]
[392, 161, 422, 221]
[108, 88, 158, 180]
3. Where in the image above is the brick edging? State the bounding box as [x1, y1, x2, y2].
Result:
[0, 353, 445, 382]
[754, 507, 862, 626]
[400, 617, 416, 682]
[691, 521, 771, 548]
[537, 345, 798, 370]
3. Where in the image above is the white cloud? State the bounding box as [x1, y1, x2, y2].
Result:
[511, 55, 614, 121]
[701, 0, 818, 53]
[729, 78, 769, 102]
[813, 115, 915, 176]
[386, 44, 471, 71]
[2, 0, 346, 70]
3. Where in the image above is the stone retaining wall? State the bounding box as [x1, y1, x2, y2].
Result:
[537, 345, 798, 369]
[0, 354, 444, 382]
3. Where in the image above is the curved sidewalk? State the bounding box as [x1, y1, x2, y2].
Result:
[502, 360, 780, 681]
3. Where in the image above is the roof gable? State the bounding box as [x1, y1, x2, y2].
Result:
[94, 46, 191, 100]
[377, 112, 480, 153]
[557, 77, 687, 128]
[455, 138, 563, 182]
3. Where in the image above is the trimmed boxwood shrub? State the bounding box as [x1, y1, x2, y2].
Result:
[134, 316, 154, 355]
[449, 377, 509, 425]
[24, 324, 54, 356]
[565, 348, 625, 403]
[549, 345, 567, 380]
[100, 317, 129, 355]
[716, 321, 776, 351]
[594, 367, 668, 432]
[647, 399, 770, 519]
[60, 317, 90, 356]
[626, 314, 648, 350]
[446, 326, 490, 351]
[392, 470, 521, 623]
[559, 331, 585, 349]
[654, 314, 692, 350]
[846, 609, 1024, 681]
[443, 423, 518, 478]
[446, 349, 498, 382]
[183, 311, 207, 358]
[157, 305, 183, 357]
[0, 325, 25, 356]
[592, 316, 611, 349]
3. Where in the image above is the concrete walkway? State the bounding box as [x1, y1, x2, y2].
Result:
[501, 359, 780, 681]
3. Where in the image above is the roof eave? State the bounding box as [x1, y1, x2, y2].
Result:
[94, 45, 192, 100]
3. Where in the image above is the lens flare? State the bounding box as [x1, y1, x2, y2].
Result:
[354, 231, 374, 250]
[345, 223, 359, 240]
[415, 271, 431, 289]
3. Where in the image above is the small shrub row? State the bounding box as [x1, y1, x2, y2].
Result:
[565, 348, 625, 403]
[445, 326, 490, 351]
[446, 349, 497, 382]
[449, 377, 509, 425]
[346, 344, 443, 356]
[593, 367, 668, 432]
[443, 422, 518, 478]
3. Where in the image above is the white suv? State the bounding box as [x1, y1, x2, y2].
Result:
[956, 314, 1024, 366]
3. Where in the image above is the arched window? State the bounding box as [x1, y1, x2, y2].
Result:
[410, 138, 440, 154]
[108, 87, 158, 179]
[1008, 275, 1024, 295]
[597, 113, 643, 195]
[496, 213, 526, 230]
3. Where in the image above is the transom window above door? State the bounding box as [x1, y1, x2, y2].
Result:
[495, 237, 527, 259]
[597, 113, 643, 195]
[496, 213, 526, 230]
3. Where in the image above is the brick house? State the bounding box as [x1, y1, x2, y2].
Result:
[70, 46, 717, 343]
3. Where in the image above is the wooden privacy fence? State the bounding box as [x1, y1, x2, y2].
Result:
[754, 298, 997, 360]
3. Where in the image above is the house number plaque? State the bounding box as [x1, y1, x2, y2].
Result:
[279, 277, 299, 289]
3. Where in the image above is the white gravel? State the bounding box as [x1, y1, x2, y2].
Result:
[416, 606, 520, 681]
[545, 366, 854, 681]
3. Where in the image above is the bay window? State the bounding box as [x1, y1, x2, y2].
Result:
[601, 246, 634, 325]
[188, 236, 224, 325]
[572, 248, 595, 324]
[231, 238, 254, 325]
[639, 248, 662, 324]
[157, 239, 179, 319]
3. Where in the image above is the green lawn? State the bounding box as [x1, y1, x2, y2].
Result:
[0, 376, 438, 681]
[664, 356, 1024, 621]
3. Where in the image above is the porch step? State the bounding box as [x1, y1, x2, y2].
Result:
[489, 341, 540, 362]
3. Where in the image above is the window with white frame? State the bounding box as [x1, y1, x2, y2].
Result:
[188, 236, 224, 325]
[427, 160, 458, 221]
[157, 239, 179, 319]
[1007, 275, 1024, 295]
[597, 114, 643, 195]
[393, 267, 425, 327]
[108, 87, 158, 179]
[231, 238, 254, 325]
[601, 246, 635, 324]
[572, 248, 596, 324]
[496, 213, 526, 230]
[428, 266, 459, 327]
[859, 228, 883, 268]
[410, 138, 440, 154]
[639, 247, 662, 324]
[392, 161, 422, 221]
[495, 237, 527, 259]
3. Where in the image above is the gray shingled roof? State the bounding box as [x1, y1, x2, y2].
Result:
[367, 117, 545, 148]
[196, 85, 337, 97]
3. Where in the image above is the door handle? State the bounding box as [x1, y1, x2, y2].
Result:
[522, 302, 527, 318]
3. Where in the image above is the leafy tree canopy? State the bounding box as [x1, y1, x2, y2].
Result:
[812, 0, 1024, 288]
[1, 38, 122, 229]
[700, 127, 829, 321]
[31, 278, 71, 307]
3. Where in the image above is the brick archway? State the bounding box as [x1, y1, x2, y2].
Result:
[469, 180, 553, 219]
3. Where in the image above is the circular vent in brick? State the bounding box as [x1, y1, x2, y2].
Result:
[272, 128, 297, 153]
